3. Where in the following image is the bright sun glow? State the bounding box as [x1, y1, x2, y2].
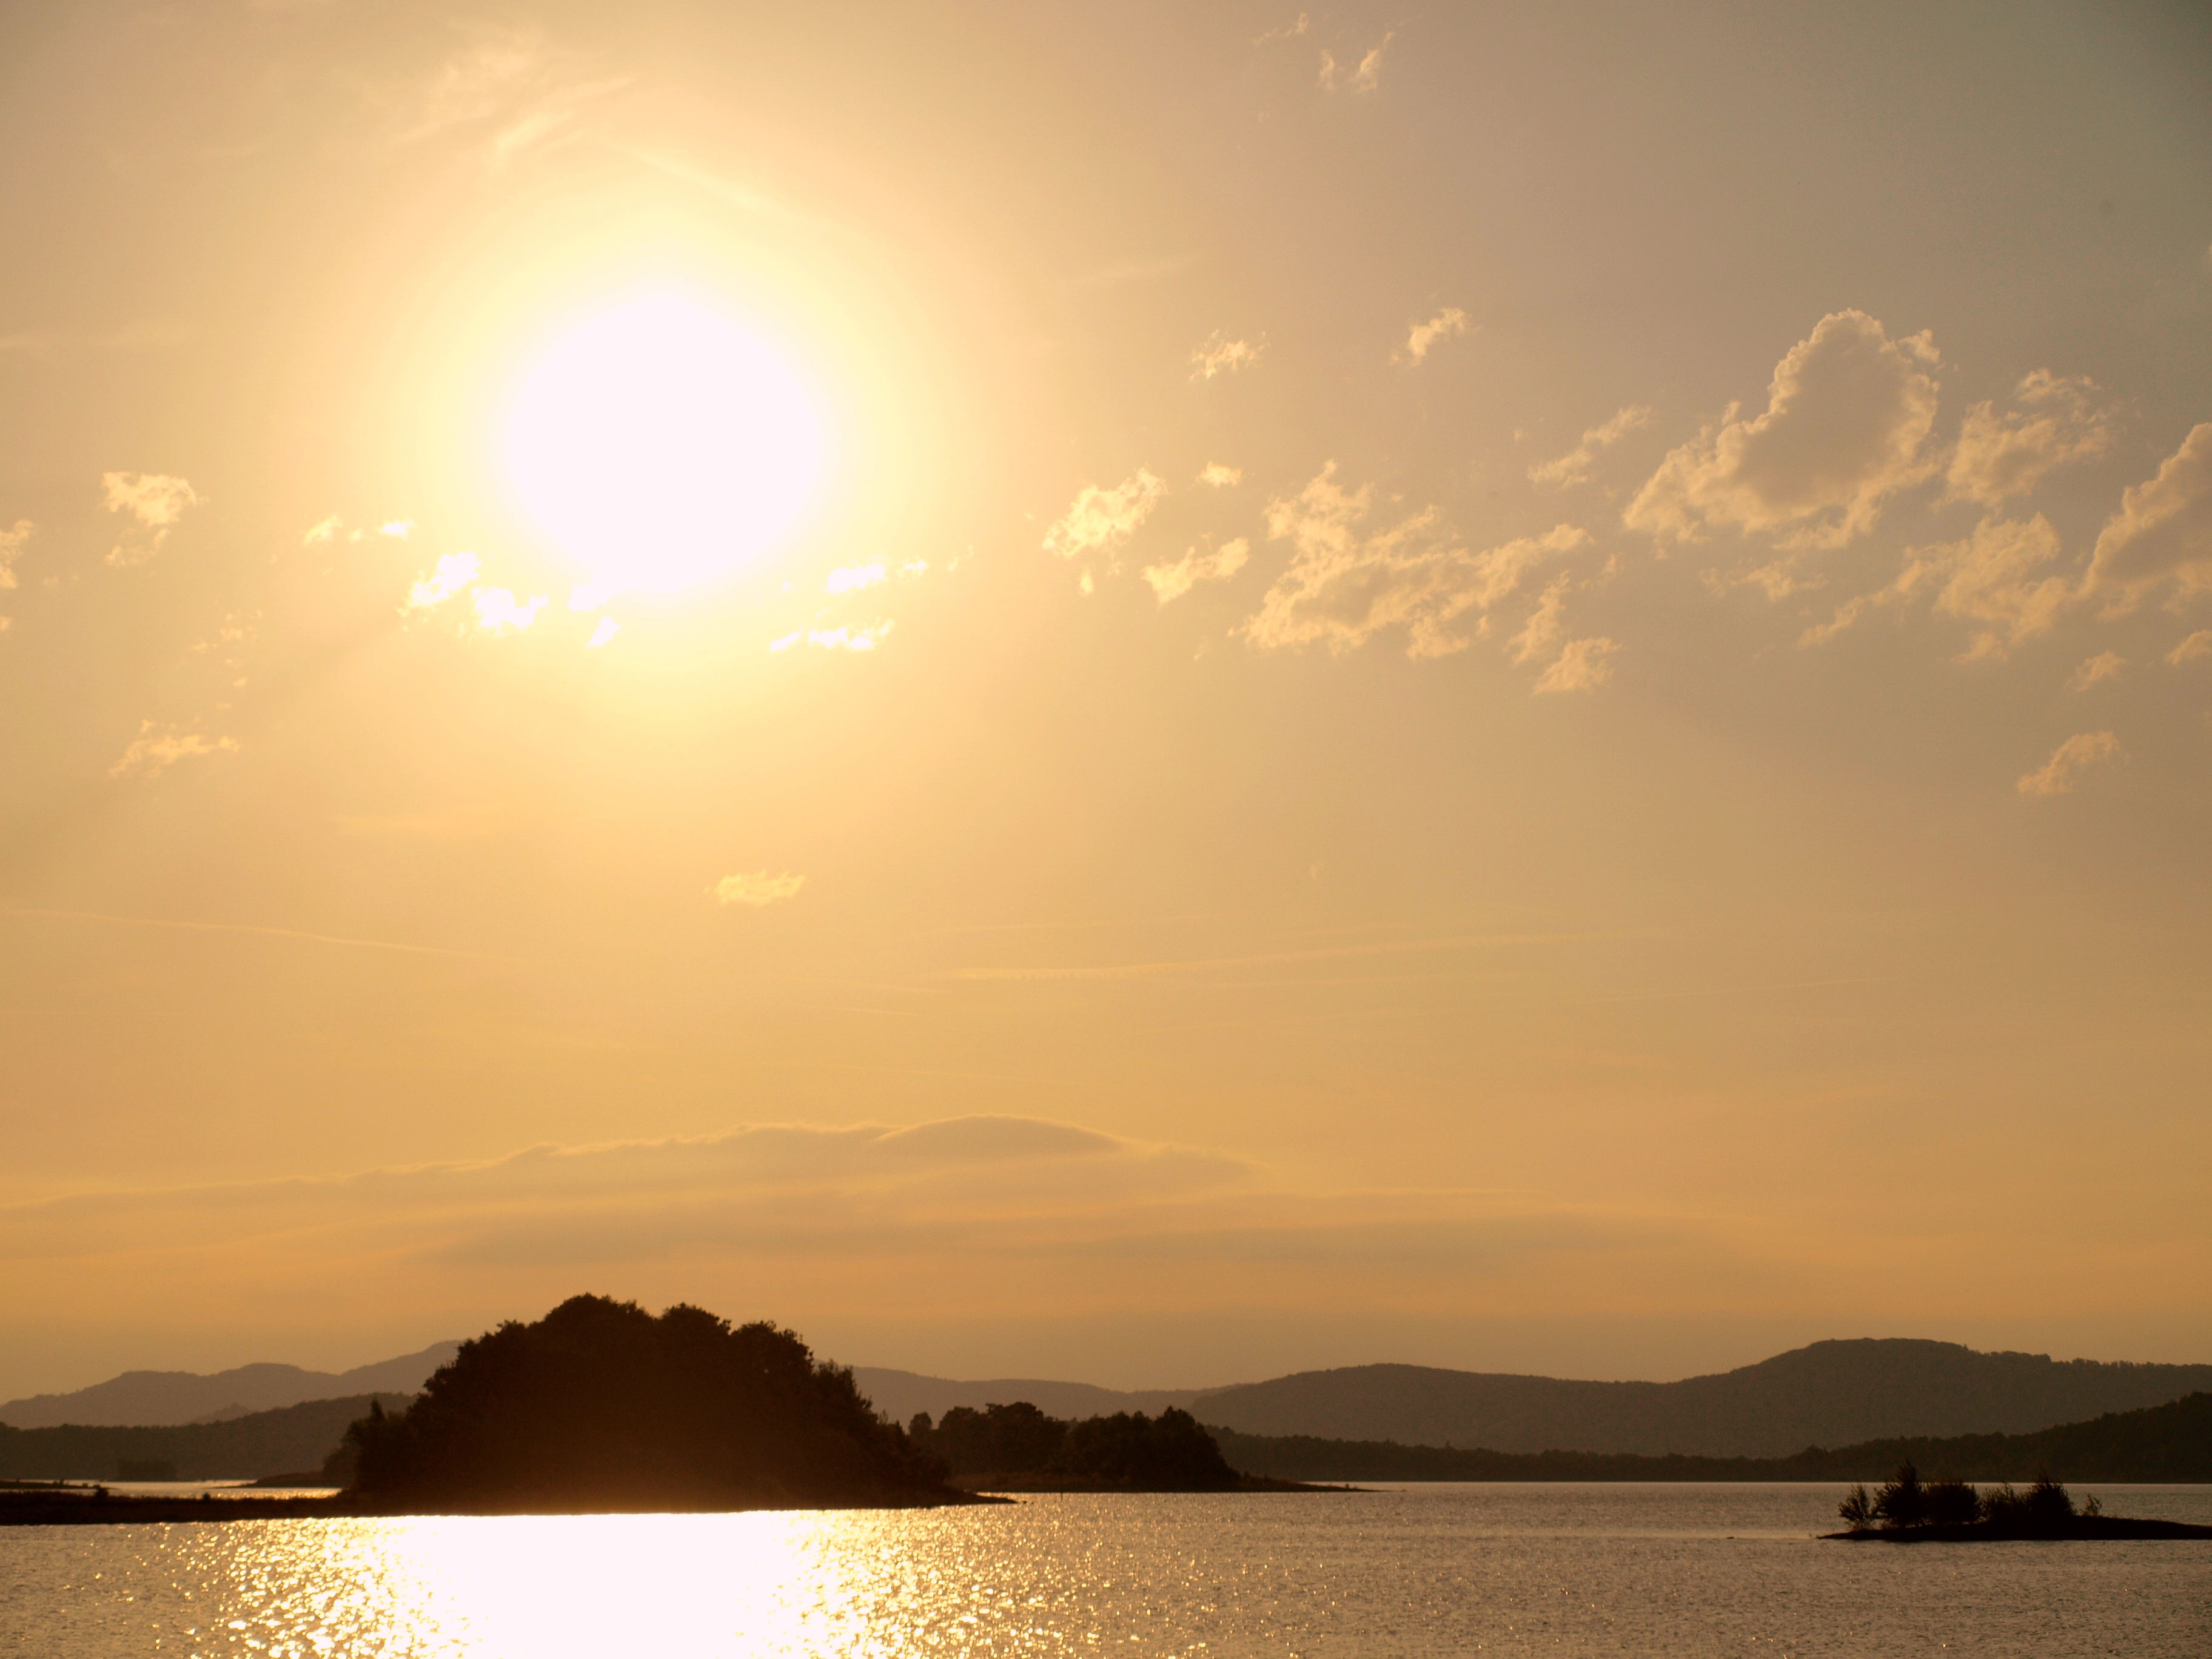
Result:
[504, 290, 826, 595]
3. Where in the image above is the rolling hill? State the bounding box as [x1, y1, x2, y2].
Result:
[0, 1344, 460, 1429]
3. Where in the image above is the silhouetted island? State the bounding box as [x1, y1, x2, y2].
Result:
[1824, 1465, 2212, 1542]
[339, 1295, 968, 1512]
[906, 1399, 1337, 1492]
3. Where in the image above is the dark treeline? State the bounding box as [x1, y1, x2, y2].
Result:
[1211, 1390, 2212, 1483]
[0, 1395, 411, 1483]
[343, 1295, 954, 1511]
[909, 1402, 1241, 1489]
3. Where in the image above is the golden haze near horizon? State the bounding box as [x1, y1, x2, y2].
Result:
[1, 0, 2208, 1401]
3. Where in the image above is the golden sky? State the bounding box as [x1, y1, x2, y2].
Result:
[2, 0, 2209, 1399]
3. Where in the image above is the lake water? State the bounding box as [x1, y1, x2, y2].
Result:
[3, 1483, 2208, 1657]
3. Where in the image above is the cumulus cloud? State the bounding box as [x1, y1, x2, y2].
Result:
[1190, 333, 1262, 380]
[108, 720, 239, 779]
[1244, 464, 1587, 658]
[2082, 423, 2212, 607]
[2067, 651, 2125, 691]
[1533, 637, 1621, 695]
[1529, 407, 1652, 489]
[1803, 515, 2073, 660]
[471, 587, 546, 634]
[586, 617, 620, 649]
[405, 551, 480, 611]
[1395, 306, 1469, 366]
[2017, 731, 2122, 797]
[1043, 470, 1166, 565]
[2168, 629, 2212, 666]
[1625, 310, 1941, 551]
[804, 623, 892, 652]
[1943, 370, 2114, 508]
[1198, 462, 1243, 487]
[1143, 538, 1250, 605]
[101, 471, 202, 565]
[825, 563, 885, 594]
[1897, 515, 2074, 660]
[1319, 32, 1392, 93]
[712, 871, 806, 907]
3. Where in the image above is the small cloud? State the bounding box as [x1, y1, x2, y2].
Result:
[1043, 470, 1167, 564]
[1942, 371, 2115, 508]
[1191, 333, 1262, 380]
[2067, 651, 2126, 691]
[1255, 12, 1311, 45]
[1198, 463, 1243, 488]
[1533, 637, 1621, 694]
[109, 720, 239, 779]
[1509, 575, 1572, 663]
[712, 871, 805, 907]
[1395, 306, 1469, 366]
[0, 519, 28, 588]
[1530, 407, 1652, 490]
[2017, 731, 2122, 797]
[807, 622, 893, 652]
[2168, 629, 2212, 666]
[768, 630, 800, 652]
[378, 519, 416, 538]
[825, 563, 886, 594]
[405, 551, 481, 611]
[101, 471, 202, 565]
[586, 617, 621, 649]
[303, 515, 343, 546]
[1319, 31, 1393, 93]
[1898, 514, 2074, 661]
[1144, 538, 1250, 605]
[472, 588, 546, 634]
[2082, 421, 2212, 609]
[1624, 310, 1941, 551]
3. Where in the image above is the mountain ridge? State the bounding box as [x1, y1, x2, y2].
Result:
[0, 1343, 462, 1429]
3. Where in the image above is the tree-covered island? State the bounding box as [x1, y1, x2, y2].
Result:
[1827, 1463, 2212, 1541]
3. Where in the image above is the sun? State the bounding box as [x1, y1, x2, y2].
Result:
[503, 289, 828, 595]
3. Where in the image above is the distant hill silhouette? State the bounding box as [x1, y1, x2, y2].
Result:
[1191, 1340, 2212, 1458]
[0, 1343, 460, 1429]
[344, 1296, 958, 1512]
[0, 1393, 412, 1482]
[851, 1368, 1201, 1426]
[1212, 1391, 2212, 1484]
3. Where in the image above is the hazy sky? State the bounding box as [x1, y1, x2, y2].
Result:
[2, 0, 2208, 1401]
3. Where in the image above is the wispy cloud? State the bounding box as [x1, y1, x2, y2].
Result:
[1143, 539, 1250, 605]
[1198, 463, 1243, 488]
[0, 520, 29, 612]
[2017, 731, 2122, 797]
[2067, 651, 2125, 692]
[1244, 464, 1587, 658]
[1530, 407, 1652, 490]
[1533, 637, 1622, 695]
[2082, 422, 2212, 609]
[1395, 306, 1469, 366]
[825, 563, 886, 594]
[404, 551, 480, 612]
[712, 872, 806, 907]
[108, 721, 238, 780]
[101, 472, 201, 566]
[2168, 629, 2212, 666]
[472, 589, 547, 634]
[1509, 575, 1572, 664]
[1190, 332, 1263, 380]
[1042, 470, 1167, 568]
[1626, 310, 1941, 551]
[1319, 32, 1393, 94]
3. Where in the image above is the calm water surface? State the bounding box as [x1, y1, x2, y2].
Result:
[3, 1483, 2208, 1657]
